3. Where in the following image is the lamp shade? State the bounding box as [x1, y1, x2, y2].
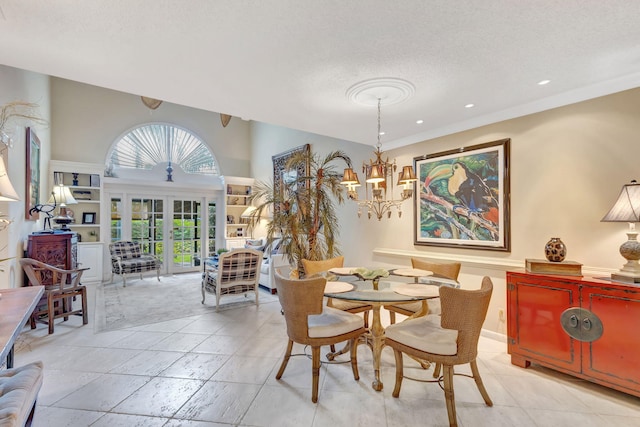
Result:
[241, 205, 257, 218]
[397, 165, 417, 185]
[601, 180, 640, 222]
[0, 157, 20, 201]
[48, 184, 78, 205]
[340, 168, 360, 185]
[366, 164, 385, 184]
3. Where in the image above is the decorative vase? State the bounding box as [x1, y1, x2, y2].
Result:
[545, 237, 567, 262]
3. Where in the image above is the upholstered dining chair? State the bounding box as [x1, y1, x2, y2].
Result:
[385, 277, 494, 427]
[20, 258, 89, 334]
[273, 270, 365, 403]
[201, 248, 262, 311]
[301, 256, 372, 329]
[384, 258, 462, 324]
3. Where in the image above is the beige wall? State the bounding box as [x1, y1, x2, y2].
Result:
[50, 78, 252, 177]
[370, 88, 640, 334]
[0, 65, 51, 288]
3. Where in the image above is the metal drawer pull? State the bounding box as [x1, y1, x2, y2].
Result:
[583, 318, 592, 330]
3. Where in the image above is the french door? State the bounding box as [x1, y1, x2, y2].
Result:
[110, 195, 205, 274]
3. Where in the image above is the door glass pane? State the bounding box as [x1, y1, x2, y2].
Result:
[172, 199, 201, 268]
[110, 197, 122, 242]
[131, 198, 164, 258]
[208, 201, 216, 255]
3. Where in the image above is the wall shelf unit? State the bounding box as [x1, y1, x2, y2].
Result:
[48, 161, 105, 283]
[222, 176, 254, 250]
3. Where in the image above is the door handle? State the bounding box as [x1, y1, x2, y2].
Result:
[560, 307, 603, 342]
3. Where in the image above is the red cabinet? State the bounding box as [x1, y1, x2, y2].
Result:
[507, 270, 640, 398]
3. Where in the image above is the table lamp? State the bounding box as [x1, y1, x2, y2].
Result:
[0, 156, 20, 201]
[601, 180, 640, 283]
[241, 205, 257, 238]
[48, 183, 77, 231]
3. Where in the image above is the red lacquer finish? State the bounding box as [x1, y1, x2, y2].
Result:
[507, 270, 640, 398]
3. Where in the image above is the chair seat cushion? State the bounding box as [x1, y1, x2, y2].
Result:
[308, 306, 364, 338]
[385, 314, 458, 355]
[0, 361, 44, 427]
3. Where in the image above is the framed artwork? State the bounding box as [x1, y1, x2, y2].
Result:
[414, 138, 510, 251]
[272, 144, 310, 218]
[82, 212, 96, 224]
[25, 127, 41, 219]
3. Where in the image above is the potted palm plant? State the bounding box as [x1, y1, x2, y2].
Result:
[249, 149, 352, 277]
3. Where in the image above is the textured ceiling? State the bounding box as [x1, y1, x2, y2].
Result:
[1, 1, 639, 149]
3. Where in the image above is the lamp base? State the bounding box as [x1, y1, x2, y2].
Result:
[611, 272, 640, 284]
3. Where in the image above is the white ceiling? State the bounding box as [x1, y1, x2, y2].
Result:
[1, 1, 640, 150]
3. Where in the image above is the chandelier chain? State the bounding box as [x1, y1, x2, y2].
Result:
[377, 98, 382, 149]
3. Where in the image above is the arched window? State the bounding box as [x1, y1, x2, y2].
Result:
[107, 123, 219, 175]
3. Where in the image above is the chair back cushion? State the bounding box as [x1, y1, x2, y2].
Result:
[109, 241, 142, 259]
[301, 256, 344, 277]
[218, 249, 261, 285]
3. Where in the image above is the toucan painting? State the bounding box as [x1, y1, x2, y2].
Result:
[415, 139, 508, 248]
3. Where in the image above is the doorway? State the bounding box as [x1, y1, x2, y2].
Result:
[109, 194, 212, 274]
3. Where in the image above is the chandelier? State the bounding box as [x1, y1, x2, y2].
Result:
[341, 98, 416, 220]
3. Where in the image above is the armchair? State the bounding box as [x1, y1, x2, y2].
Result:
[20, 258, 89, 334]
[109, 241, 162, 287]
[202, 248, 262, 310]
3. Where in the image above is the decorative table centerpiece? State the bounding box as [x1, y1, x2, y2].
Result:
[351, 267, 389, 290]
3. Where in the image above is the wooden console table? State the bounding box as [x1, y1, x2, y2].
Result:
[0, 286, 44, 368]
[507, 270, 640, 398]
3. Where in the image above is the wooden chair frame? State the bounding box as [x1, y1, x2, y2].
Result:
[20, 258, 89, 334]
[387, 277, 494, 427]
[274, 271, 365, 403]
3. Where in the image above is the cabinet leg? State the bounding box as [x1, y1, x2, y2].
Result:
[510, 354, 531, 368]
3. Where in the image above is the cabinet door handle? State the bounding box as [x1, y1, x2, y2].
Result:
[569, 315, 579, 328]
[561, 307, 603, 342]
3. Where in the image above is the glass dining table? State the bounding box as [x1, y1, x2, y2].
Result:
[324, 268, 452, 391]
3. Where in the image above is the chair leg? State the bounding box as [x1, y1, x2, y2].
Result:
[349, 338, 360, 381]
[156, 268, 160, 282]
[122, 273, 127, 287]
[470, 360, 493, 406]
[389, 311, 396, 325]
[391, 348, 404, 398]
[276, 339, 294, 380]
[433, 362, 442, 378]
[201, 283, 206, 304]
[330, 344, 336, 352]
[47, 295, 55, 334]
[443, 365, 457, 427]
[311, 345, 321, 403]
[364, 310, 370, 329]
[81, 288, 88, 325]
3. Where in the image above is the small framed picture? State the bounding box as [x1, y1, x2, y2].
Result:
[90, 174, 100, 187]
[82, 212, 96, 224]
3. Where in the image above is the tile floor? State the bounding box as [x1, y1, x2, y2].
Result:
[13, 274, 640, 427]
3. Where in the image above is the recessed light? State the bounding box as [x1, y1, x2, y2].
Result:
[416, 120, 424, 124]
[538, 80, 550, 85]
[465, 103, 475, 108]
[379, 131, 385, 136]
